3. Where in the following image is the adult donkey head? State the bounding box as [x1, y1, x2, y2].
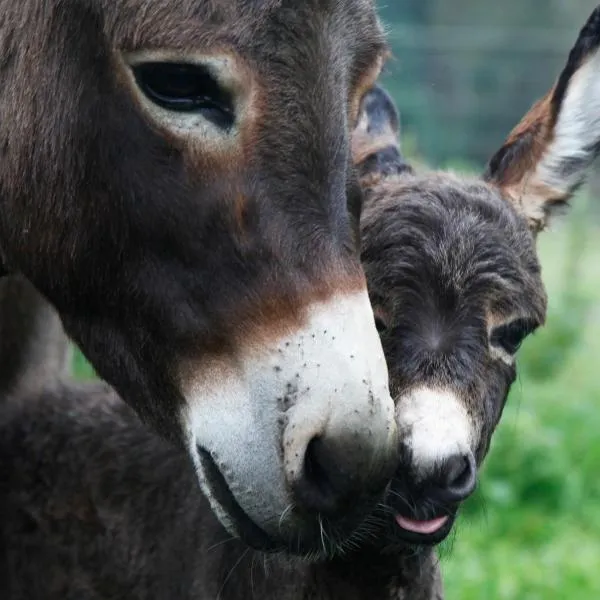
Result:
[353, 5, 600, 547]
[0, 1, 397, 554]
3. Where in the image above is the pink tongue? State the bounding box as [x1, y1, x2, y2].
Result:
[395, 514, 449, 535]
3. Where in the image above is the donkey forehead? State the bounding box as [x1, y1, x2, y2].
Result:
[103, 0, 384, 58]
[362, 174, 546, 317]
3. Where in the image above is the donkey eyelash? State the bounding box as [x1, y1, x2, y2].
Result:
[490, 318, 538, 355]
[132, 62, 236, 130]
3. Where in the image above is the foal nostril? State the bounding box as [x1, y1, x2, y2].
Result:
[436, 452, 477, 503]
[293, 437, 361, 515]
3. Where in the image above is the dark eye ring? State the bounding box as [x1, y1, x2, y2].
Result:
[375, 317, 388, 333]
[132, 62, 235, 130]
[373, 307, 390, 334]
[490, 318, 537, 355]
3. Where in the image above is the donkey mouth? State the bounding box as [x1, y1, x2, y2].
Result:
[197, 446, 283, 553]
[197, 445, 387, 558]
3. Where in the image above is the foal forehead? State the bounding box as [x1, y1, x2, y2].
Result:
[365, 173, 530, 251]
[102, 0, 384, 56]
[363, 173, 545, 313]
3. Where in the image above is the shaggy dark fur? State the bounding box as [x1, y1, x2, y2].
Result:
[361, 169, 546, 457]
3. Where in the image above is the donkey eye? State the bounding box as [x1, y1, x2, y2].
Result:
[132, 62, 235, 130]
[490, 318, 537, 355]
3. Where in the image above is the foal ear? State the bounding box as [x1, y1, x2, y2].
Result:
[484, 6, 600, 233]
[351, 84, 414, 183]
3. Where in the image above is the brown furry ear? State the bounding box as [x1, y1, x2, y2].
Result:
[351, 84, 414, 185]
[484, 6, 600, 233]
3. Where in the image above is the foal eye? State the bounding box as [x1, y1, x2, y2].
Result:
[373, 307, 390, 334]
[132, 62, 235, 130]
[490, 318, 537, 355]
[375, 317, 388, 333]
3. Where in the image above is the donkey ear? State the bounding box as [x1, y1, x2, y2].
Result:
[484, 6, 600, 233]
[351, 84, 414, 183]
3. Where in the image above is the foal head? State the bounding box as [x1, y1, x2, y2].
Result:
[353, 6, 600, 547]
[0, 1, 397, 554]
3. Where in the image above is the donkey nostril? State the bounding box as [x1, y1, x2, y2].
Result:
[445, 455, 470, 487]
[293, 436, 359, 515]
[304, 439, 334, 499]
[438, 452, 477, 503]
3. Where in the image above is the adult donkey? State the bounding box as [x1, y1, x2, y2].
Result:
[0, 1, 398, 555]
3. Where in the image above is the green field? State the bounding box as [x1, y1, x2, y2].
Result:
[71, 200, 600, 598]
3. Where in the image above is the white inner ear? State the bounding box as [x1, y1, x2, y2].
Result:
[537, 48, 600, 195]
[120, 50, 246, 142]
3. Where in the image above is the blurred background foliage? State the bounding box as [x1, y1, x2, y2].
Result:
[71, 2, 600, 598]
[372, 1, 600, 597]
[379, 0, 600, 169]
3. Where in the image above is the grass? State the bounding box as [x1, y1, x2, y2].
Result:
[70, 197, 600, 598]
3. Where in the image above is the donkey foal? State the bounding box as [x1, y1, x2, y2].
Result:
[354, 4, 600, 553]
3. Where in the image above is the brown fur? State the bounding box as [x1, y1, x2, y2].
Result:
[0, 0, 386, 435]
[0, 0, 402, 555]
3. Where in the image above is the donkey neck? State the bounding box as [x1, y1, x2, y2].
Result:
[0, 275, 71, 399]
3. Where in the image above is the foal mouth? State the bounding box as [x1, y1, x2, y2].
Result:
[393, 512, 455, 544]
[386, 480, 458, 545]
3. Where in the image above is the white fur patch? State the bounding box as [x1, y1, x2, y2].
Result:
[537, 48, 600, 194]
[182, 290, 397, 540]
[396, 387, 475, 476]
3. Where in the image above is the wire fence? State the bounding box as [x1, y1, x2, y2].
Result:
[381, 23, 578, 168]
